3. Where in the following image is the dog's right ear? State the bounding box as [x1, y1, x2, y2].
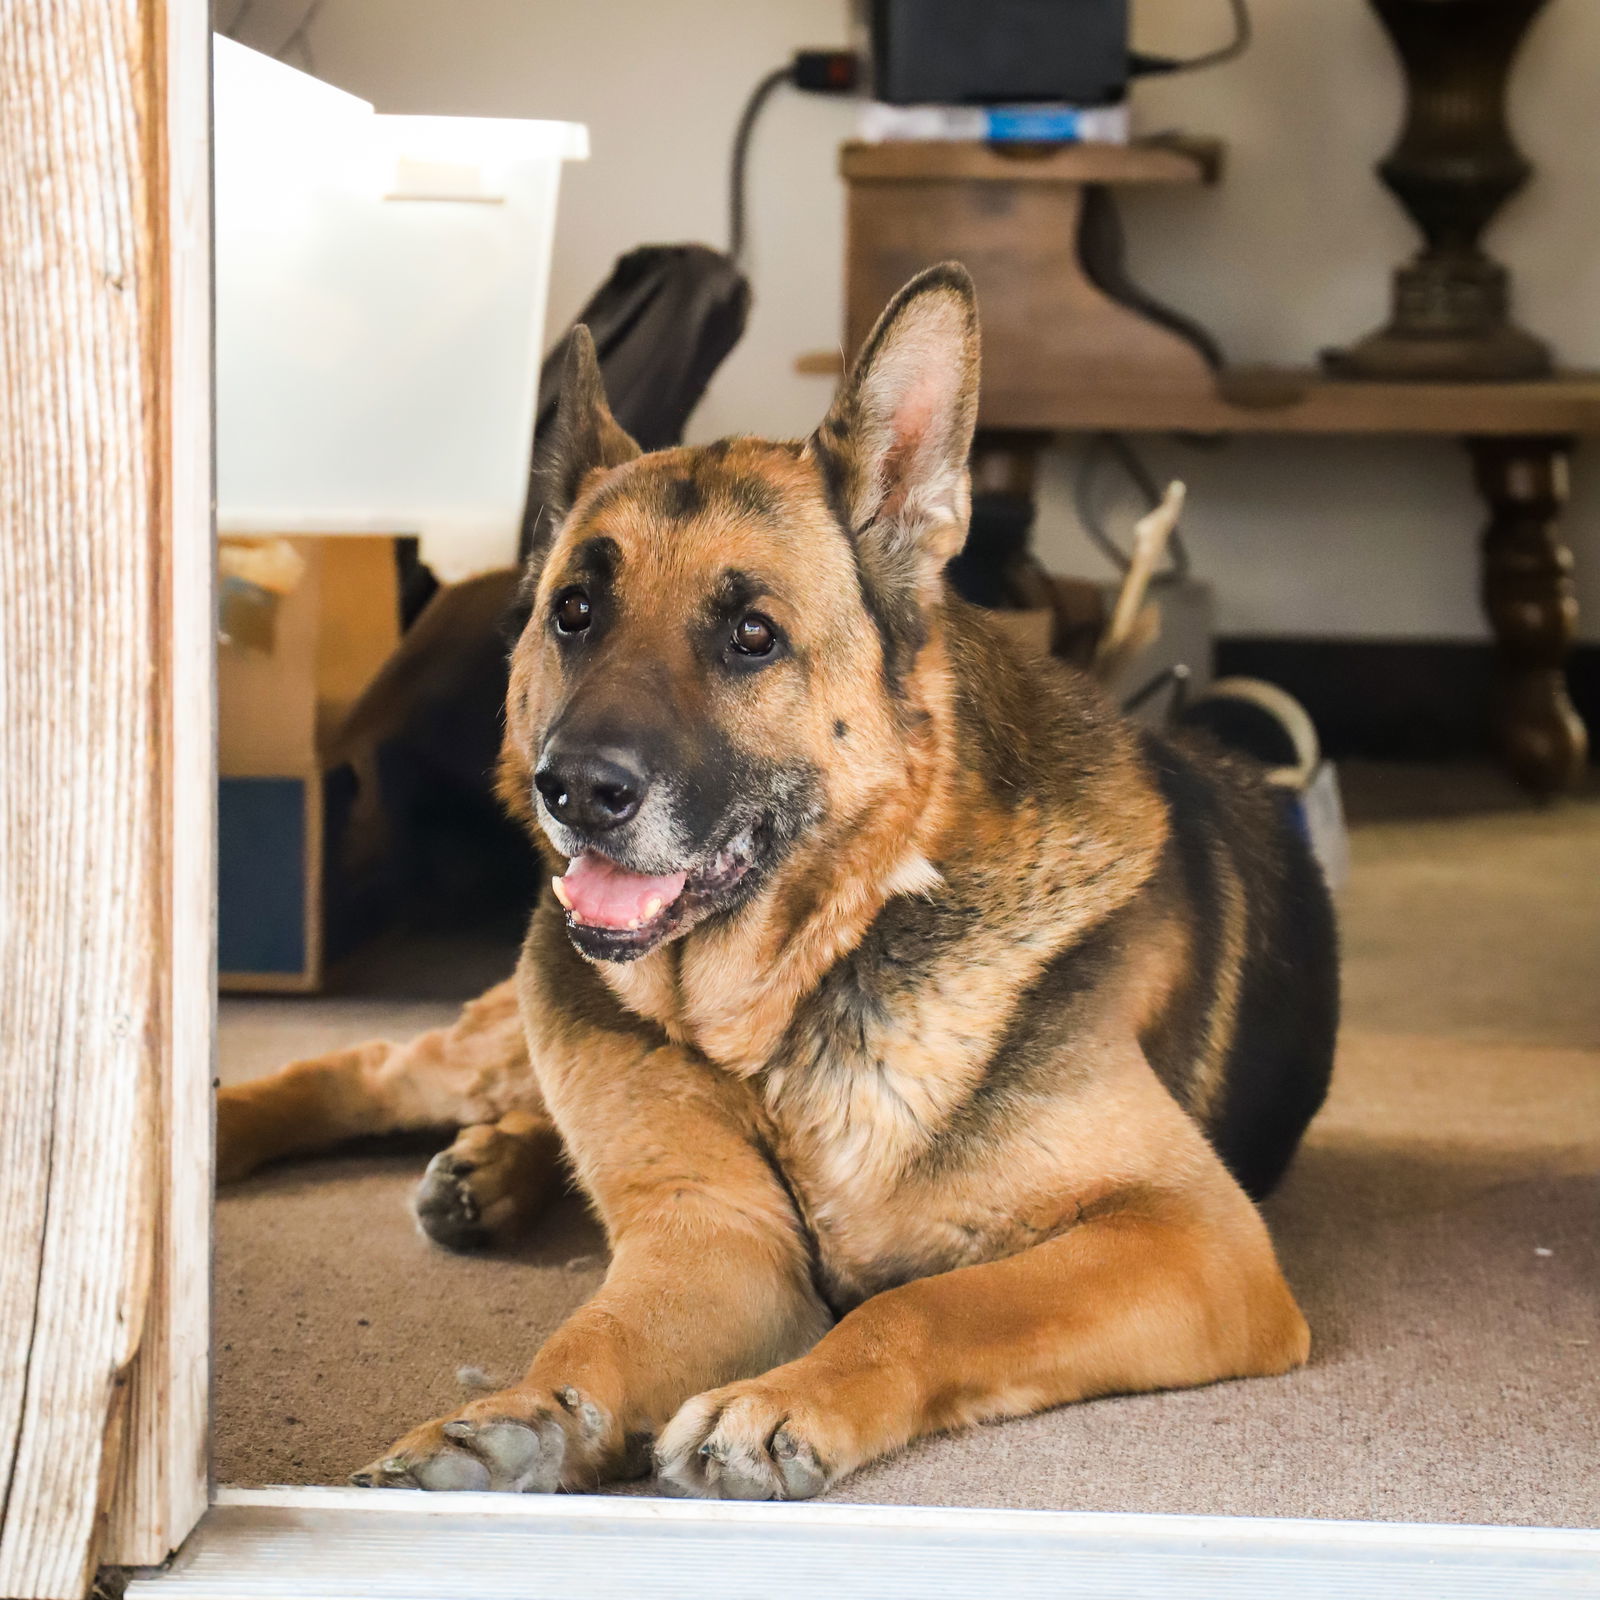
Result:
[808, 264, 979, 563]
[529, 326, 642, 559]
[804, 263, 979, 682]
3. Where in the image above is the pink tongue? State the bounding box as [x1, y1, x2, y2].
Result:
[555, 852, 687, 930]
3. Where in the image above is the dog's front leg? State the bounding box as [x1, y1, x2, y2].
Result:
[656, 1182, 1309, 1501]
[353, 1039, 831, 1493]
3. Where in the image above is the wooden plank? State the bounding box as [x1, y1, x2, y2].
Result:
[797, 350, 1600, 439]
[101, 0, 214, 1563]
[840, 136, 1222, 186]
[0, 0, 212, 1593]
[103, 0, 215, 1555]
[126, 1490, 1600, 1600]
[976, 370, 1600, 436]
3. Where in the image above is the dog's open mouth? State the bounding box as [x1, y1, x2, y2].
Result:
[551, 837, 756, 961]
[552, 852, 688, 932]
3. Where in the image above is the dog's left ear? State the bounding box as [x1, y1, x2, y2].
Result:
[527, 325, 642, 569]
[807, 262, 980, 587]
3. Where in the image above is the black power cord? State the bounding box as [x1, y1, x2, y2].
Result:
[1130, 0, 1251, 78]
[728, 66, 791, 268]
[729, 51, 858, 268]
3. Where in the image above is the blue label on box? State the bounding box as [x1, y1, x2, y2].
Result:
[983, 108, 1090, 141]
[219, 776, 307, 976]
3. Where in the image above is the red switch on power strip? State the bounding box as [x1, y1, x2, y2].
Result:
[790, 50, 861, 93]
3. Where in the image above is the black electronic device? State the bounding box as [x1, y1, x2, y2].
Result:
[867, 0, 1129, 107]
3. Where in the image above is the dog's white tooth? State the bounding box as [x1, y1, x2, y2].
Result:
[642, 896, 663, 920]
[551, 876, 571, 910]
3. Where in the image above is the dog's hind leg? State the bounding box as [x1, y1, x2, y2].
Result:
[217, 979, 538, 1181]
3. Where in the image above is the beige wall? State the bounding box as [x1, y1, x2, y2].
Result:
[222, 0, 1599, 641]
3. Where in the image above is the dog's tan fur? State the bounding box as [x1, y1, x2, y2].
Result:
[219, 265, 1336, 1500]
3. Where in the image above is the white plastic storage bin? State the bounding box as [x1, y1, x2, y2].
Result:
[213, 36, 587, 580]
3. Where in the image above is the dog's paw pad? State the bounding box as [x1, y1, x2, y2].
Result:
[411, 1449, 492, 1492]
[354, 1411, 569, 1494]
[772, 1428, 828, 1500]
[354, 1385, 619, 1494]
[655, 1387, 835, 1502]
[349, 1453, 419, 1490]
[444, 1416, 566, 1491]
[413, 1151, 488, 1252]
[349, 1446, 489, 1492]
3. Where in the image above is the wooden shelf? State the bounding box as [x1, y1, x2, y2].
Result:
[840, 136, 1222, 187]
[977, 369, 1600, 437]
[797, 365, 1600, 437]
[834, 134, 1594, 797]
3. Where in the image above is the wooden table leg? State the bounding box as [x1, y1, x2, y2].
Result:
[1467, 433, 1588, 796]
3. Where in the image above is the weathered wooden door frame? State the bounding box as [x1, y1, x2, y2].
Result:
[2, 0, 212, 1594]
[4, 3, 1599, 1597]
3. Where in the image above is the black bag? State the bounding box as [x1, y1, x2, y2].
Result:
[518, 244, 750, 561]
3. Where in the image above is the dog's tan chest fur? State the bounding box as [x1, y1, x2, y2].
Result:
[752, 990, 1223, 1306]
[743, 823, 1174, 1302]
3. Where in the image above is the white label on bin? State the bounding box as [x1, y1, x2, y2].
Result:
[387, 157, 504, 203]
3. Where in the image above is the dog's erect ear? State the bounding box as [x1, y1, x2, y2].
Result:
[530, 326, 642, 555]
[808, 263, 980, 575]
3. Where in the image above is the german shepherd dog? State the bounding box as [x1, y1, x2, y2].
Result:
[218, 264, 1337, 1500]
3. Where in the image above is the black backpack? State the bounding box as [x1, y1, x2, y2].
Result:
[518, 244, 751, 561]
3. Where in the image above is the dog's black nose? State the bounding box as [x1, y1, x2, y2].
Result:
[534, 750, 645, 833]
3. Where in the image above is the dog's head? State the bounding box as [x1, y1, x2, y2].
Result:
[500, 264, 979, 962]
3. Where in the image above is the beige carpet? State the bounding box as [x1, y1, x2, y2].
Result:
[215, 764, 1600, 1526]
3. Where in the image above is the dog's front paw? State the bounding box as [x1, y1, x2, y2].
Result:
[352, 1384, 626, 1493]
[654, 1381, 836, 1501]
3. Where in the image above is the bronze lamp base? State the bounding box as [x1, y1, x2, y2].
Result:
[1324, 0, 1554, 383]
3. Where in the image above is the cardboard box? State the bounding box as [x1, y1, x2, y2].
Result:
[218, 536, 400, 991]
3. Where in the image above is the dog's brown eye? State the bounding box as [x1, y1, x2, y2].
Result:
[554, 588, 591, 634]
[731, 613, 776, 656]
